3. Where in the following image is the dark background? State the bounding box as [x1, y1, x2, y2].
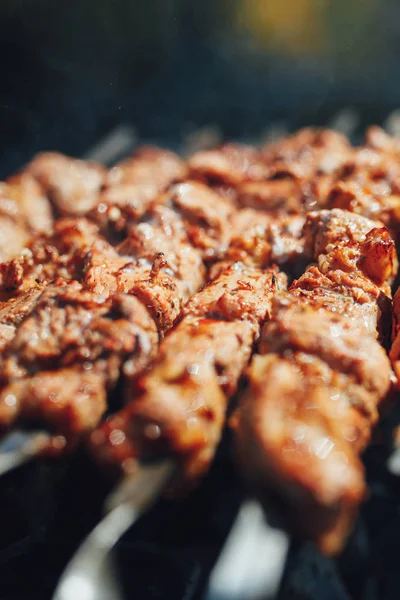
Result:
[1, 0, 400, 176]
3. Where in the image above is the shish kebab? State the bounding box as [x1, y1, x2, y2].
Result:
[85, 206, 396, 556]
[0, 145, 306, 461]
[80, 129, 400, 556]
[259, 126, 400, 487]
[233, 208, 397, 555]
[0, 130, 396, 552]
[53, 204, 397, 600]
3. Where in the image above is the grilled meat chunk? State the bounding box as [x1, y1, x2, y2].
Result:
[92, 146, 187, 236]
[225, 208, 306, 270]
[232, 209, 396, 555]
[0, 281, 158, 437]
[25, 152, 107, 217]
[389, 289, 400, 381]
[187, 130, 351, 215]
[94, 178, 236, 262]
[326, 127, 400, 237]
[89, 264, 287, 489]
[0, 175, 53, 261]
[188, 143, 267, 187]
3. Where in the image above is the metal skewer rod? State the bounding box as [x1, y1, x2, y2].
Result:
[52, 460, 174, 600]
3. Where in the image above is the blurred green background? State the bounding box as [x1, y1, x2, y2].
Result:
[0, 0, 399, 174]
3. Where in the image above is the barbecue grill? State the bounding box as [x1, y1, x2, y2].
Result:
[1, 2, 400, 599]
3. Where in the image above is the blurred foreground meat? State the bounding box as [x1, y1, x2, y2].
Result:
[0, 175, 53, 261]
[89, 263, 287, 491]
[232, 209, 397, 555]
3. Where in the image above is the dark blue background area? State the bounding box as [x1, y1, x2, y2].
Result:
[1, 0, 400, 175]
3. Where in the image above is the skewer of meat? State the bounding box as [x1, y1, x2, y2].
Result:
[231, 209, 397, 555]
[0, 201, 212, 450]
[0, 135, 312, 464]
[88, 262, 287, 492]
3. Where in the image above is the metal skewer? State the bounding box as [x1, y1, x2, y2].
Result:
[203, 500, 289, 600]
[0, 429, 51, 475]
[52, 460, 174, 600]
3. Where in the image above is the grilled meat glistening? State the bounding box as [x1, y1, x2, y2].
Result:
[232, 209, 397, 555]
[0, 129, 399, 558]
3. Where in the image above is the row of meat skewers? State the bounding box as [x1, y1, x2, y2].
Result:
[1, 126, 400, 557]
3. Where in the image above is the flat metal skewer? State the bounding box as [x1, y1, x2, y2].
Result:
[0, 429, 50, 475]
[52, 460, 174, 600]
[203, 500, 289, 600]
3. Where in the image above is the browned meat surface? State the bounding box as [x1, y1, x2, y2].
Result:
[0, 199, 206, 334]
[232, 209, 396, 555]
[87, 204, 206, 333]
[0, 281, 158, 438]
[106, 146, 186, 190]
[326, 127, 400, 235]
[25, 152, 107, 217]
[88, 264, 287, 489]
[187, 130, 351, 216]
[5, 173, 54, 234]
[188, 143, 267, 186]
[389, 288, 400, 382]
[0, 175, 53, 261]
[261, 128, 351, 179]
[0, 218, 105, 294]
[160, 181, 234, 261]
[4, 131, 400, 555]
[94, 178, 236, 263]
[303, 209, 398, 293]
[225, 208, 306, 269]
[91, 147, 186, 235]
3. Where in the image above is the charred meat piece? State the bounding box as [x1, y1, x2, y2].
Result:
[303, 209, 398, 293]
[253, 128, 351, 213]
[232, 209, 396, 555]
[0, 201, 206, 336]
[188, 143, 267, 187]
[160, 181, 234, 261]
[0, 217, 105, 294]
[88, 263, 287, 490]
[258, 128, 352, 212]
[0, 280, 158, 439]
